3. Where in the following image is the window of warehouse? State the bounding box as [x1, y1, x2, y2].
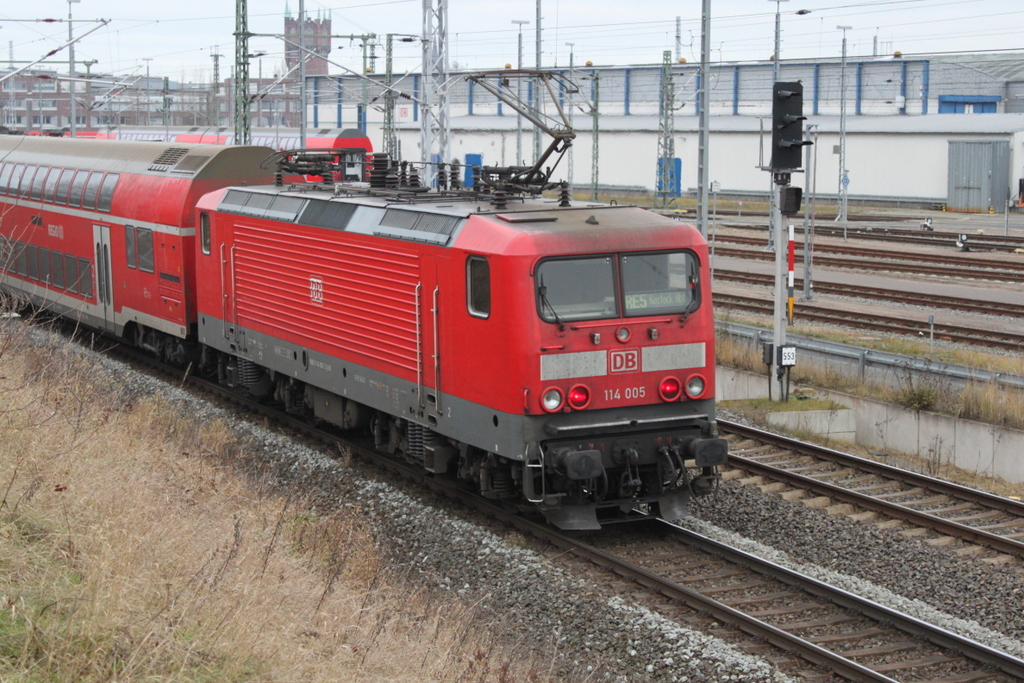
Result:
[467, 256, 490, 318]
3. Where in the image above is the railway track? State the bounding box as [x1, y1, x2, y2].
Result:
[592, 520, 1024, 682]
[711, 291, 1024, 351]
[711, 239, 1024, 283]
[720, 420, 1024, 565]
[713, 268, 1024, 318]
[111, 342, 1024, 682]
[716, 223, 1024, 253]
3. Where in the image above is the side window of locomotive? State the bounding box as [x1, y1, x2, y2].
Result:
[200, 213, 211, 255]
[55, 168, 75, 205]
[466, 256, 490, 318]
[137, 228, 154, 273]
[78, 258, 93, 298]
[125, 225, 137, 269]
[620, 250, 699, 317]
[82, 172, 103, 210]
[535, 256, 617, 323]
[51, 250, 64, 289]
[68, 170, 88, 207]
[97, 174, 118, 212]
[65, 253, 79, 294]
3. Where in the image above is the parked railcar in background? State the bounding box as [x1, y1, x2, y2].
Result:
[76, 127, 372, 181]
[0, 136, 276, 361]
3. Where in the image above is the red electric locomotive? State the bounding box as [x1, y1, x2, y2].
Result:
[0, 136, 276, 358]
[192, 152, 727, 529]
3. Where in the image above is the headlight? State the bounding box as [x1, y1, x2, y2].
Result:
[542, 387, 564, 412]
[615, 327, 631, 342]
[685, 374, 706, 399]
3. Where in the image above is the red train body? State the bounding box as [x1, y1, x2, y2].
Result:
[0, 136, 726, 529]
[0, 136, 275, 356]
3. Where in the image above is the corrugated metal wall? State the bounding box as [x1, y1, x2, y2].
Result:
[946, 140, 1010, 212]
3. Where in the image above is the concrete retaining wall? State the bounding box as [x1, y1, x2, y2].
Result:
[717, 365, 1024, 484]
[767, 409, 857, 443]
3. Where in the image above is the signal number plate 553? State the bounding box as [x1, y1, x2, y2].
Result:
[604, 386, 646, 401]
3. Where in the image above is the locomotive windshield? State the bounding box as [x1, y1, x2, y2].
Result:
[536, 250, 698, 323]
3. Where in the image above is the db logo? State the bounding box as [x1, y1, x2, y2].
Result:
[309, 276, 324, 305]
[609, 349, 640, 374]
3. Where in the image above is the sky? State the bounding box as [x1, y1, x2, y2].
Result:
[1, 0, 1022, 85]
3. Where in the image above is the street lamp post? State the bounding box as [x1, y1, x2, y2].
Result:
[837, 26, 852, 234]
[512, 20, 529, 165]
[68, 0, 81, 136]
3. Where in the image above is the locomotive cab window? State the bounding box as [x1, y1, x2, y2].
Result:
[536, 256, 617, 323]
[535, 250, 699, 323]
[200, 212, 211, 255]
[466, 256, 490, 318]
[621, 251, 699, 317]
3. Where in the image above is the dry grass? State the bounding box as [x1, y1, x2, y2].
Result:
[0, 323, 543, 682]
[716, 330, 1024, 430]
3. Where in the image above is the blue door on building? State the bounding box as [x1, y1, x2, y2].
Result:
[464, 154, 483, 188]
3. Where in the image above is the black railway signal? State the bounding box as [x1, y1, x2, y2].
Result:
[771, 82, 812, 171]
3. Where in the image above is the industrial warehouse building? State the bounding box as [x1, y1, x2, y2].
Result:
[380, 52, 1024, 211]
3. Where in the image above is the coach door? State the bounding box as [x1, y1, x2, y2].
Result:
[92, 224, 116, 332]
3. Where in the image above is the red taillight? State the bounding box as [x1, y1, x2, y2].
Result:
[567, 384, 591, 410]
[659, 376, 682, 401]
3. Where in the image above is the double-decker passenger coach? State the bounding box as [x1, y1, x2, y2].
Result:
[0, 137, 274, 361]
